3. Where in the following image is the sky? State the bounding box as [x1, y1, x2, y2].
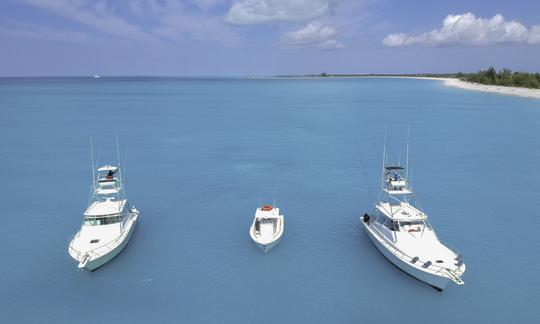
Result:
[1, 0, 540, 76]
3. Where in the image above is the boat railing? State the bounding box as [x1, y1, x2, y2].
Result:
[440, 240, 464, 266]
[69, 211, 137, 260]
[441, 241, 463, 258]
[369, 223, 464, 282]
[69, 234, 118, 260]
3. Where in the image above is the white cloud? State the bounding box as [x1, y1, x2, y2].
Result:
[189, 0, 228, 10]
[18, 0, 155, 42]
[0, 23, 90, 42]
[16, 0, 239, 45]
[529, 25, 540, 44]
[383, 13, 536, 47]
[225, 0, 334, 25]
[281, 22, 343, 49]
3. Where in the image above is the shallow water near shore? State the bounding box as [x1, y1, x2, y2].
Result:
[1, 77, 539, 323]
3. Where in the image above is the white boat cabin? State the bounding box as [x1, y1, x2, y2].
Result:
[368, 202, 463, 270]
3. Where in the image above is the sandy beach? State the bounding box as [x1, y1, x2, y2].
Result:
[364, 76, 540, 99]
[364, 75, 540, 99]
[433, 77, 540, 100]
[252, 75, 540, 100]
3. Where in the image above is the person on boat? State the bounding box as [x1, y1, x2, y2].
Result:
[106, 170, 115, 180]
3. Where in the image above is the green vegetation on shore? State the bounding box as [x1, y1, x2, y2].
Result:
[276, 69, 540, 90]
[277, 72, 461, 78]
[461, 67, 540, 89]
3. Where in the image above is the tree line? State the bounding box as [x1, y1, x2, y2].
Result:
[459, 67, 540, 89]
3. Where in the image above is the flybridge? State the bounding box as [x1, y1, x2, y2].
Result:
[89, 138, 125, 204]
[380, 127, 412, 197]
[383, 166, 411, 195]
[95, 166, 122, 196]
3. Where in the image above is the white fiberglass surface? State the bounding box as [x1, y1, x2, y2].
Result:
[85, 200, 126, 216]
[260, 221, 275, 242]
[72, 223, 123, 254]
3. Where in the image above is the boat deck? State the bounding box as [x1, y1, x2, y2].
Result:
[376, 202, 427, 220]
[260, 221, 275, 242]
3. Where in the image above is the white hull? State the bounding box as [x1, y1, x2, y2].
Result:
[70, 212, 138, 271]
[254, 234, 282, 253]
[249, 207, 284, 253]
[361, 220, 451, 291]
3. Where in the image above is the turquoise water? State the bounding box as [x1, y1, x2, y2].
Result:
[1, 77, 539, 323]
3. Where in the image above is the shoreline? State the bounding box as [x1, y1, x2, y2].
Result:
[437, 78, 540, 100]
[258, 75, 540, 100]
[366, 76, 540, 99]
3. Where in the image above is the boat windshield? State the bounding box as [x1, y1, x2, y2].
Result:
[375, 211, 399, 231]
[84, 215, 122, 226]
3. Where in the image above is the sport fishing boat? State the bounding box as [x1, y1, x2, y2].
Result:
[68, 148, 139, 271]
[249, 205, 284, 252]
[360, 133, 465, 291]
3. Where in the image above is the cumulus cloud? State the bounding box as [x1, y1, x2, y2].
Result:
[225, 0, 334, 25]
[15, 0, 238, 45]
[281, 22, 343, 49]
[383, 13, 540, 47]
[529, 25, 540, 45]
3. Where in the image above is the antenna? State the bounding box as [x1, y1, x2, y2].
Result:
[406, 125, 410, 178]
[272, 185, 275, 208]
[410, 167, 413, 190]
[116, 136, 123, 200]
[122, 145, 129, 199]
[274, 179, 278, 208]
[258, 181, 262, 207]
[95, 147, 102, 172]
[116, 136, 121, 166]
[90, 137, 96, 190]
[381, 126, 387, 189]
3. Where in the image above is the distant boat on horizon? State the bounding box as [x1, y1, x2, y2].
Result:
[93, 75, 101, 78]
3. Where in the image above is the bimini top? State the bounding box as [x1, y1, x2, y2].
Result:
[385, 166, 405, 171]
[84, 199, 127, 216]
[97, 165, 118, 172]
[95, 187, 120, 195]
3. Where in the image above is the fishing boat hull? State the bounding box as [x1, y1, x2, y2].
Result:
[254, 234, 282, 252]
[70, 212, 138, 271]
[361, 219, 451, 291]
[249, 220, 284, 253]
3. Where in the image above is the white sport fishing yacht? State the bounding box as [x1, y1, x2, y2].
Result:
[69, 158, 139, 271]
[250, 205, 284, 252]
[360, 133, 465, 291]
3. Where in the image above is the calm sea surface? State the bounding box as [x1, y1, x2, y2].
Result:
[1, 77, 539, 323]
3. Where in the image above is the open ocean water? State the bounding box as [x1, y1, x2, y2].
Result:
[1, 77, 539, 323]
